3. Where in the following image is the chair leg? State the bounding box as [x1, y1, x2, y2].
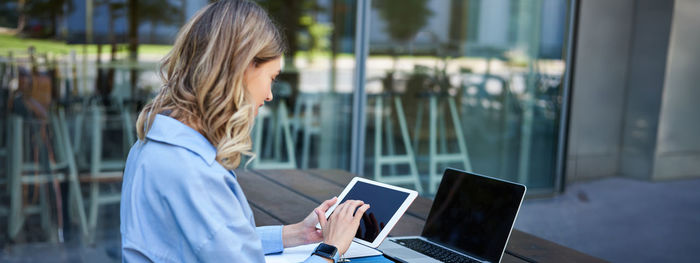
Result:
[291, 96, 303, 144]
[39, 182, 57, 242]
[73, 112, 86, 167]
[428, 97, 439, 194]
[262, 111, 274, 160]
[88, 104, 103, 243]
[385, 105, 397, 176]
[271, 110, 282, 161]
[394, 97, 423, 193]
[278, 101, 296, 167]
[58, 109, 89, 238]
[252, 113, 264, 167]
[68, 174, 89, 238]
[374, 97, 383, 182]
[448, 98, 472, 171]
[8, 116, 24, 240]
[412, 101, 424, 154]
[301, 100, 313, 169]
[88, 181, 100, 243]
[122, 106, 135, 146]
[439, 103, 450, 155]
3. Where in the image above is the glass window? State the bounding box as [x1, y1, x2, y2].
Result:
[364, 0, 568, 195]
[0, 0, 570, 260]
[0, 0, 358, 256]
[247, 0, 357, 170]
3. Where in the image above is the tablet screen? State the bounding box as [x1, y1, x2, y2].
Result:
[335, 181, 410, 243]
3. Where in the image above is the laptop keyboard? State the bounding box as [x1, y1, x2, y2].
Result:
[393, 238, 481, 263]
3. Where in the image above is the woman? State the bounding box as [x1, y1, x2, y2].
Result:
[120, 1, 368, 262]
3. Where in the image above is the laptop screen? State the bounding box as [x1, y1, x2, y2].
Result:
[421, 168, 525, 262]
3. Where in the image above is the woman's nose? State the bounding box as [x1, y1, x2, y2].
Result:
[266, 89, 273, 102]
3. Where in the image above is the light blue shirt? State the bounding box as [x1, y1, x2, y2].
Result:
[120, 114, 330, 262]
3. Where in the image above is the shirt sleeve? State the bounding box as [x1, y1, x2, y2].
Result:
[305, 255, 335, 262]
[256, 226, 284, 254]
[255, 226, 336, 262]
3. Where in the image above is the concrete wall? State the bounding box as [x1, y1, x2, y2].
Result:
[566, 0, 635, 182]
[653, 0, 700, 180]
[567, 0, 700, 183]
[619, 0, 674, 179]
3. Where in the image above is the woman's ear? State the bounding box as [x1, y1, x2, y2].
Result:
[245, 60, 257, 77]
[251, 57, 264, 68]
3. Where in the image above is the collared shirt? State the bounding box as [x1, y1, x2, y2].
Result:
[120, 114, 329, 262]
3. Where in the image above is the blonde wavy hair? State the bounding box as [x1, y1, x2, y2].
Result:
[136, 0, 285, 169]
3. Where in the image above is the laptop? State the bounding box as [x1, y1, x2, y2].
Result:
[378, 168, 526, 263]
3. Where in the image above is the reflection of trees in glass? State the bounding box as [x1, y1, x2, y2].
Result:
[255, 0, 325, 68]
[11, 0, 74, 38]
[91, 0, 180, 99]
[128, 0, 182, 97]
[299, 15, 332, 62]
[255, 0, 339, 100]
[95, 0, 126, 100]
[373, 0, 433, 93]
[138, 0, 181, 42]
[0, 2, 19, 29]
[95, 1, 125, 56]
[100, 0, 182, 48]
[373, 0, 433, 44]
[447, 0, 468, 54]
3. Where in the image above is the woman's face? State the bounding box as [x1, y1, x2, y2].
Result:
[244, 57, 281, 116]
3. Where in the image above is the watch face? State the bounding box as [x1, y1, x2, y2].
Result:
[315, 243, 338, 257]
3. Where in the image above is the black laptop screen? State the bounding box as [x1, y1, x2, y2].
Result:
[421, 169, 525, 262]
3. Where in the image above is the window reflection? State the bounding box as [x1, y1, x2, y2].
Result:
[0, 1, 358, 254]
[0, 0, 569, 260]
[365, 0, 567, 194]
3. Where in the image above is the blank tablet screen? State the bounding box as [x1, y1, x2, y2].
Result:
[335, 181, 409, 243]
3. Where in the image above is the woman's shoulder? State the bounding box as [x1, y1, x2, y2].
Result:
[126, 139, 222, 179]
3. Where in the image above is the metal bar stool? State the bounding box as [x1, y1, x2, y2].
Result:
[371, 94, 423, 193]
[252, 100, 297, 169]
[291, 93, 321, 169]
[83, 100, 132, 243]
[414, 93, 472, 194]
[7, 110, 89, 242]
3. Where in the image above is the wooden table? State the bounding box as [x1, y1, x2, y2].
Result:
[235, 169, 606, 263]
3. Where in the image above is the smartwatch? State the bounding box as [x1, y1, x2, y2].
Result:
[312, 243, 339, 262]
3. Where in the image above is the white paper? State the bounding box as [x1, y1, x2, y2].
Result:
[344, 242, 384, 258]
[265, 243, 318, 263]
[265, 242, 383, 263]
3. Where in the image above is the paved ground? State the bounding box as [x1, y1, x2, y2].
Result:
[514, 177, 700, 263]
[1, 176, 699, 262]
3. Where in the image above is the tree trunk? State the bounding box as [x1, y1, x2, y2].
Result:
[15, 0, 27, 34]
[128, 0, 139, 98]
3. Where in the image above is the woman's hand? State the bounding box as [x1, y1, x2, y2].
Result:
[315, 200, 370, 255]
[282, 197, 338, 248]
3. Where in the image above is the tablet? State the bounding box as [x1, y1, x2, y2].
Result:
[318, 177, 418, 248]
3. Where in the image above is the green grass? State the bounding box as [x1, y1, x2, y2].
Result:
[0, 33, 84, 54]
[0, 33, 173, 56]
[137, 44, 173, 56]
[0, 33, 356, 60]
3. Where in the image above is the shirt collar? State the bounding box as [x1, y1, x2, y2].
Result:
[145, 114, 217, 165]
